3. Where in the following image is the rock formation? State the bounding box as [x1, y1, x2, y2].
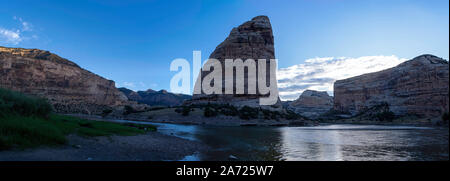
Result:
[289, 90, 333, 118]
[0, 46, 134, 114]
[189, 15, 280, 108]
[118, 87, 191, 107]
[333, 54, 449, 118]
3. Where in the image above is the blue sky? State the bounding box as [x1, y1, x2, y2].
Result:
[1, 0, 449, 96]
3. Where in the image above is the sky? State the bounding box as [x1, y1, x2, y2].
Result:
[1, 0, 449, 100]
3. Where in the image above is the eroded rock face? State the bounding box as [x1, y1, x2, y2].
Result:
[0, 46, 131, 114]
[289, 90, 333, 118]
[333, 54, 449, 118]
[190, 15, 280, 108]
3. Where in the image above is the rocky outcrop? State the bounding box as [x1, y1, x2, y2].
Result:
[118, 87, 191, 107]
[0, 46, 133, 114]
[289, 90, 333, 118]
[333, 54, 449, 118]
[189, 15, 281, 108]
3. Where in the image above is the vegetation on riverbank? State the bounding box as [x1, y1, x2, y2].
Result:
[317, 102, 448, 126]
[0, 88, 155, 150]
[175, 103, 307, 121]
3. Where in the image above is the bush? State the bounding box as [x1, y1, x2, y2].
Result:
[101, 109, 113, 117]
[181, 106, 191, 116]
[204, 106, 217, 117]
[123, 105, 134, 115]
[261, 109, 281, 120]
[285, 110, 302, 120]
[0, 88, 53, 118]
[239, 106, 259, 120]
[375, 111, 395, 122]
[147, 106, 166, 111]
[219, 104, 239, 116]
[0, 88, 153, 150]
[0, 114, 155, 150]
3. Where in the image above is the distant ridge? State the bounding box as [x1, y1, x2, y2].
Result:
[118, 87, 191, 107]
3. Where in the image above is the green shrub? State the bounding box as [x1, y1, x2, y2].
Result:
[147, 106, 166, 111]
[101, 109, 113, 117]
[285, 110, 302, 120]
[0, 88, 52, 118]
[239, 106, 259, 120]
[181, 106, 191, 116]
[219, 104, 239, 116]
[0, 88, 154, 150]
[174, 106, 191, 116]
[262, 109, 281, 120]
[0, 114, 155, 150]
[123, 105, 134, 115]
[0, 115, 66, 150]
[204, 106, 217, 117]
[375, 111, 395, 122]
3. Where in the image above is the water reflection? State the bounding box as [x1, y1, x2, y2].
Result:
[116, 121, 449, 161]
[279, 127, 344, 160]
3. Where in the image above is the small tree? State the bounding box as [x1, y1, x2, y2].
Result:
[238, 106, 259, 120]
[204, 106, 217, 117]
[376, 111, 395, 122]
[101, 109, 113, 117]
[123, 105, 134, 115]
[181, 106, 190, 116]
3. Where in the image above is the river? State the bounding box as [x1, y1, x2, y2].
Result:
[116, 120, 449, 161]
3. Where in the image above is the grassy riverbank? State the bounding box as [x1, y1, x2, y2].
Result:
[0, 88, 156, 150]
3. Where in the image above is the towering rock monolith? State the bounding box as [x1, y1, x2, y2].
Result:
[333, 54, 449, 118]
[188, 15, 280, 108]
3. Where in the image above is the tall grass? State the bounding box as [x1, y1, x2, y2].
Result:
[0, 88, 52, 118]
[0, 88, 155, 150]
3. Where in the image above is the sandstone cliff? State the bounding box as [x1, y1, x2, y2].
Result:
[189, 15, 280, 108]
[118, 87, 191, 107]
[0, 46, 131, 114]
[289, 90, 333, 118]
[333, 54, 449, 118]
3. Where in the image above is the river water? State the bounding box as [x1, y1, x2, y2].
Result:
[118, 120, 449, 161]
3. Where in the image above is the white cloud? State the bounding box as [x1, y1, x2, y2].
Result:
[14, 16, 32, 32]
[0, 28, 22, 44]
[21, 21, 32, 32]
[123, 82, 136, 88]
[277, 55, 408, 101]
[117, 81, 153, 91]
[0, 16, 35, 45]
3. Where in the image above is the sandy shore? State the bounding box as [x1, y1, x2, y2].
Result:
[0, 132, 208, 161]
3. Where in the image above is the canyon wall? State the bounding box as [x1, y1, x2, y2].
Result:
[0, 46, 130, 114]
[333, 54, 449, 118]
